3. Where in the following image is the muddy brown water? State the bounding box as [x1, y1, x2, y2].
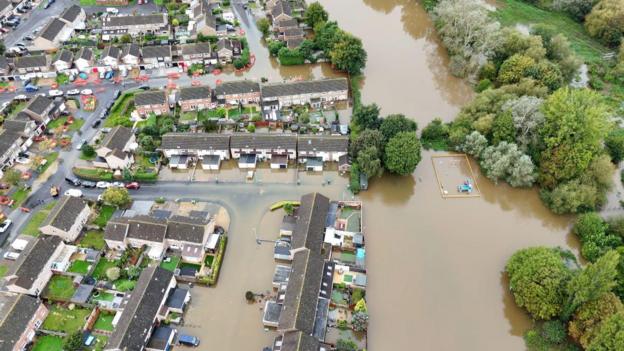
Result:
[175, 1, 578, 350]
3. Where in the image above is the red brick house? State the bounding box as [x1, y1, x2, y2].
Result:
[134, 90, 170, 116]
[0, 293, 49, 351]
[178, 86, 214, 112]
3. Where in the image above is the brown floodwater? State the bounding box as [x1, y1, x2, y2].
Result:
[173, 2, 579, 350]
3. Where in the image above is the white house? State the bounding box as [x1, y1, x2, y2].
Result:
[52, 50, 74, 72]
[39, 196, 91, 242]
[260, 78, 349, 110]
[158, 132, 230, 170]
[74, 48, 95, 72]
[100, 46, 121, 68]
[297, 135, 349, 164]
[121, 43, 141, 66]
[229, 134, 297, 164]
[94, 126, 136, 170]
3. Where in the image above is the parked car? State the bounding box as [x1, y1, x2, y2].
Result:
[76, 139, 87, 150]
[48, 89, 63, 97]
[65, 177, 81, 186]
[178, 335, 200, 347]
[0, 183, 9, 190]
[112, 182, 124, 188]
[24, 84, 38, 93]
[13, 94, 28, 101]
[101, 128, 112, 133]
[92, 120, 101, 128]
[44, 0, 54, 9]
[138, 85, 150, 90]
[64, 188, 83, 197]
[81, 181, 96, 188]
[96, 181, 111, 189]
[0, 219, 12, 233]
[50, 186, 59, 197]
[80, 89, 93, 95]
[66, 89, 80, 95]
[3, 251, 19, 260]
[15, 157, 29, 164]
[125, 182, 140, 190]
[23, 35, 33, 41]
[106, 7, 119, 14]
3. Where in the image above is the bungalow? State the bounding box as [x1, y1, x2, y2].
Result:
[59, 5, 86, 29]
[0, 293, 49, 351]
[178, 86, 213, 112]
[214, 80, 260, 105]
[230, 133, 297, 168]
[52, 49, 74, 72]
[297, 136, 348, 171]
[101, 45, 122, 68]
[271, 0, 293, 24]
[74, 47, 95, 72]
[32, 18, 72, 51]
[4, 235, 66, 296]
[134, 90, 169, 116]
[121, 43, 141, 66]
[105, 266, 176, 351]
[102, 13, 169, 37]
[159, 132, 230, 170]
[261, 78, 349, 109]
[179, 42, 216, 66]
[14, 55, 49, 74]
[22, 95, 56, 124]
[216, 38, 242, 64]
[39, 196, 91, 242]
[141, 45, 172, 66]
[94, 126, 136, 170]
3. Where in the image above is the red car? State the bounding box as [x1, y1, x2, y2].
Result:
[125, 182, 140, 190]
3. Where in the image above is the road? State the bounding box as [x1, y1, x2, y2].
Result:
[3, 0, 74, 48]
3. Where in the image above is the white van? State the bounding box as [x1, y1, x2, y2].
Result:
[106, 8, 119, 14]
[3, 251, 20, 260]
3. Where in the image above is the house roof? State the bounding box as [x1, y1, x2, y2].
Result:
[214, 80, 260, 96]
[165, 287, 189, 309]
[39, 18, 66, 42]
[0, 293, 43, 350]
[277, 249, 324, 334]
[262, 78, 348, 99]
[104, 14, 166, 27]
[283, 27, 303, 37]
[280, 330, 320, 351]
[40, 195, 89, 232]
[216, 38, 233, 51]
[60, 5, 82, 23]
[101, 126, 133, 151]
[230, 133, 297, 150]
[292, 193, 329, 253]
[287, 37, 304, 49]
[104, 217, 129, 242]
[179, 86, 211, 101]
[0, 0, 11, 13]
[141, 45, 171, 59]
[160, 132, 229, 151]
[3, 119, 31, 133]
[271, 0, 292, 18]
[9, 235, 62, 289]
[276, 18, 298, 28]
[0, 130, 22, 156]
[181, 42, 211, 56]
[76, 47, 93, 61]
[107, 266, 174, 350]
[125, 215, 168, 242]
[204, 13, 217, 28]
[297, 135, 348, 153]
[122, 43, 141, 58]
[134, 90, 167, 106]
[166, 216, 207, 243]
[147, 326, 175, 351]
[102, 45, 121, 59]
[14, 55, 48, 69]
[55, 49, 74, 64]
[24, 95, 53, 116]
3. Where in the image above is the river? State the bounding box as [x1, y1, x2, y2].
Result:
[175, 1, 578, 350]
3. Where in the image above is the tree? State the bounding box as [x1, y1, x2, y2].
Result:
[81, 145, 95, 158]
[384, 132, 421, 176]
[458, 131, 488, 157]
[298, 39, 316, 61]
[283, 202, 294, 215]
[139, 135, 155, 151]
[329, 32, 367, 75]
[102, 187, 132, 208]
[541, 179, 603, 214]
[350, 129, 385, 158]
[246, 124, 256, 133]
[314, 21, 341, 55]
[379, 114, 417, 141]
[421, 118, 450, 150]
[352, 103, 380, 130]
[480, 142, 536, 187]
[587, 311, 624, 350]
[569, 292, 623, 348]
[127, 265, 141, 279]
[172, 18, 180, 27]
[491, 111, 516, 145]
[245, 290, 255, 301]
[3, 169, 21, 186]
[256, 18, 270, 38]
[433, 0, 502, 79]
[606, 129, 624, 163]
[538, 88, 609, 188]
[336, 339, 358, 351]
[120, 34, 132, 43]
[553, 0, 597, 20]
[106, 266, 121, 281]
[356, 146, 383, 178]
[268, 40, 285, 57]
[585, 0, 624, 47]
[563, 250, 620, 319]
[64, 331, 84, 351]
[506, 247, 570, 320]
[502, 96, 544, 152]
[498, 54, 536, 85]
[278, 47, 305, 65]
[352, 311, 369, 332]
[304, 2, 328, 27]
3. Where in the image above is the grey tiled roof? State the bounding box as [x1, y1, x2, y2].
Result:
[281, 330, 320, 351]
[9, 235, 62, 289]
[283, 27, 303, 37]
[0, 130, 22, 156]
[102, 45, 121, 59]
[292, 193, 329, 253]
[76, 47, 93, 61]
[104, 14, 166, 27]
[262, 78, 349, 99]
[3, 120, 31, 133]
[40, 195, 89, 232]
[134, 90, 167, 106]
[104, 217, 129, 242]
[216, 38, 232, 51]
[181, 42, 211, 56]
[160, 132, 229, 151]
[0, 294, 42, 350]
[271, 0, 292, 18]
[125, 215, 168, 242]
[60, 5, 82, 23]
[55, 49, 73, 64]
[24, 96, 53, 116]
[107, 266, 173, 350]
[297, 135, 348, 153]
[166, 216, 207, 243]
[39, 18, 66, 42]
[101, 126, 133, 151]
[214, 80, 260, 96]
[15, 55, 48, 69]
[122, 43, 141, 58]
[141, 45, 172, 59]
[276, 18, 297, 29]
[179, 86, 211, 101]
[230, 133, 296, 150]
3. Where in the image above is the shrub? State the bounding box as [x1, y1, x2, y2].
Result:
[421, 118, 450, 150]
[106, 267, 120, 281]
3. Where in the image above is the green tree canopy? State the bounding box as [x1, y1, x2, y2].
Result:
[379, 114, 417, 141]
[352, 103, 381, 130]
[569, 292, 624, 348]
[304, 2, 328, 27]
[383, 132, 422, 176]
[350, 129, 385, 158]
[587, 311, 624, 350]
[256, 18, 270, 38]
[605, 129, 624, 163]
[356, 146, 383, 178]
[102, 187, 132, 208]
[329, 32, 367, 75]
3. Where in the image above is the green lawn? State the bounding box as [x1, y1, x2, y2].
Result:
[56, 73, 70, 85]
[114, 279, 136, 292]
[42, 306, 91, 333]
[72, 167, 115, 181]
[93, 259, 120, 280]
[47, 117, 84, 132]
[32, 335, 63, 351]
[180, 111, 198, 122]
[10, 187, 30, 208]
[79, 0, 97, 5]
[227, 106, 257, 120]
[93, 206, 115, 228]
[0, 264, 7, 278]
[105, 92, 135, 128]
[92, 290, 115, 302]
[22, 201, 57, 236]
[79, 230, 106, 250]
[204, 254, 214, 267]
[93, 312, 115, 331]
[493, 0, 610, 63]
[46, 275, 76, 301]
[68, 260, 90, 275]
[8, 102, 26, 119]
[37, 152, 60, 174]
[160, 256, 181, 272]
[90, 335, 108, 351]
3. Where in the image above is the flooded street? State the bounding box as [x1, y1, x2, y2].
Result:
[176, 1, 579, 350]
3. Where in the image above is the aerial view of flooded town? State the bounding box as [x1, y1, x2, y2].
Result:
[0, 0, 623, 350]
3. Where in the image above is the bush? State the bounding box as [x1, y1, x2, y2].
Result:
[476, 79, 493, 92]
[585, 0, 624, 47]
[421, 118, 450, 150]
[606, 129, 624, 163]
[349, 163, 361, 194]
[106, 267, 120, 281]
[278, 47, 305, 65]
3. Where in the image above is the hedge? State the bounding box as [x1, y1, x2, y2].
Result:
[72, 167, 158, 182]
[199, 235, 227, 286]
